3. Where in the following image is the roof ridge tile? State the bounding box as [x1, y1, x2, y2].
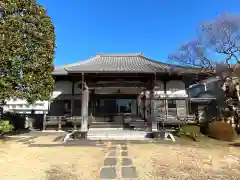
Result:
[96, 53, 143, 57]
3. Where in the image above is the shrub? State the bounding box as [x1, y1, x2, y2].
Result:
[208, 121, 237, 141]
[0, 120, 14, 135]
[177, 124, 200, 141]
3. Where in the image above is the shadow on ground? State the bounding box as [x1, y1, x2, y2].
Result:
[229, 142, 240, 147]
[6, 129, 31, 136]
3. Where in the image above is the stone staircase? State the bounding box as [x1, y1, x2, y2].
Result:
[87, 116, 149, 140]
[89, 116, 123, 130]
[89, 121, 123, 129]
[87, 129, 149, 140]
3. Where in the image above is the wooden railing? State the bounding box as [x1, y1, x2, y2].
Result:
[155, 114, 196, 131]
[66, 116, 82, 129]
[43, 116, 82, 131]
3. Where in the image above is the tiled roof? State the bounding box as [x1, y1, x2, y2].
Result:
[53, 53, 201, 75]
[52, 62, 78, 75]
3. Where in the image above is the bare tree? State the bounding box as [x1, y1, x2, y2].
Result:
[169, 12, 240, 92]
[169, 13, 240, 71]
[169, 13, 240, 129]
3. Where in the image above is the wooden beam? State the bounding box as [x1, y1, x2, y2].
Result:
[87, 83, 148, 88]
[94, 94, 138, 99]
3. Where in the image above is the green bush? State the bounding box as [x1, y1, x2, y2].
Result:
[0, 120, 14, 134]
[208, 121, 237, 141]
[177, 124, 200, 141]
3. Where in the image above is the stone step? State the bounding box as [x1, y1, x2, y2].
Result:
[87, 129, 149, 140]
[87, 134, 149, 140]
[89, 128, 123, 131]
[87, 136, 150, 140]
[90, 124, 123, 128]
[87, 132, 146, 136]
[90, 121, 123, 129]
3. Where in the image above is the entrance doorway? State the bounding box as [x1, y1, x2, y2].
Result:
[95, 99, 137, 115]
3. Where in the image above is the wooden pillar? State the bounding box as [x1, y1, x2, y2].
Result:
[150, 89, 158, 132]
[71, 100, 76, 129]
[146, 75, 154, 133]
[151, 74, 157, 132]
[83, 82, 89, 131]
[163, 80, 168, 116]
[43, 112, 46, 131]
[71, 100, 74, 116]
[47, 100, 51, 115]
[186, 98, 189, 116]
[90, 89, 95, 122]
[58, 117, 62, 131]
[143, 90, 146, 120]
[71, 80, 75, 117]
[81, 73, 89, 132]
[73, 117, 77, 130]
[81, 74, 84, 125]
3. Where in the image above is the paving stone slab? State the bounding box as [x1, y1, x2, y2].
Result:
[108, 146, 117, 150]
[53, 135, 64, 142]
[100, 167, 116, 179]
[17, 136, 36, 142]
[122, 158, 132, 166]
[23, 141, 34, 145]
[121, 151, 128, 156]
[107, 151, 116, 157]
[104, 158, 117, 166]
[121, 166, 137, 179]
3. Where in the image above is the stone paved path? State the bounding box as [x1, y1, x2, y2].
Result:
[100, 143, 138, 179]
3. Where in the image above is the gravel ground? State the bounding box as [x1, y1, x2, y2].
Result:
[0, 137, 105, 180]
[128, 143, 240, 180]
[1, 135, 240, 180]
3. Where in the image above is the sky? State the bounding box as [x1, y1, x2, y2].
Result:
[37, 0, 240, 66]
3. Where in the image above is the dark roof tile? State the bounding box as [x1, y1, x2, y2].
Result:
[53, 53, 201, 75]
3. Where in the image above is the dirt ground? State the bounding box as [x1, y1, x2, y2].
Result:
[128, 141, 240, 180]
[1, 135, 240, 180]
[0, 137, 105, 180]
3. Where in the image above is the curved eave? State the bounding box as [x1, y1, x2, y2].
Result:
[51, 53, 212, 76]
[53, 69, 203, 76]
[52, 71, 68, 75]
[65, 69, 170, 74]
